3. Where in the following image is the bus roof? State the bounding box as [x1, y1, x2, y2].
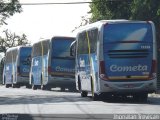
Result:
[76, 19, 153, 33]
[51, 36, 75, 41]
[32, 39, 50, 45]
[6, 45, 32, 53]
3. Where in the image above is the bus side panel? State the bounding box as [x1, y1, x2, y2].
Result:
[12, 62, 17, 83]
[32, 57, 42, 85]
[78, 54, 91, 91]
[5, 63, 13, 84]
[42, 55, 48, 85]
[90, 53, 99, 92]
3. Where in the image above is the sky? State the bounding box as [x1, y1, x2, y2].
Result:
[0, 0, 91, 44]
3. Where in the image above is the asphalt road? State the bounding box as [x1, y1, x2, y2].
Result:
[0, 86, 160, 120]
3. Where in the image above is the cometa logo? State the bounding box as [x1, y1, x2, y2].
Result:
[110, 65, 148, 72]
[56, 66, 75, 72]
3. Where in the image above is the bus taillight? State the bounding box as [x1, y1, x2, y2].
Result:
[48, 66, 52, 74]
[17, 66, 20, 75]
[99, 61, 108, 80]
[149, 60, 157, 79]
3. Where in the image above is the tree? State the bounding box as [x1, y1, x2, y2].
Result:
[72, 15, 90, 32]
[0, 29, 30, 53]
[89, 0, 160, 43]
[89, 0, 132, 22]
[130, 0, 160, 46]
[0, 0, 22, 25]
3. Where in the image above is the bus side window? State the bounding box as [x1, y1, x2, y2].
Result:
[88, 29, 98, 53]
[77, 32, 88, 55]
[70, 41, 76, 57]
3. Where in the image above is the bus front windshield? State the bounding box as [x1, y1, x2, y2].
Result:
[52, 38, 74, 58]
[103, 23, 153, 43]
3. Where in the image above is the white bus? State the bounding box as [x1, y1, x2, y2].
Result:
[71, 20, 157, 101]
[30, 36, 76, 91]
[3, 46, 32, 88]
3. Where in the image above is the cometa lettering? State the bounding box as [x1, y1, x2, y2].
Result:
[56, 66, 75, 72]
[110, 65, 148, 72]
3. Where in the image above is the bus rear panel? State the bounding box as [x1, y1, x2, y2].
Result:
[100, 22, 156, 94]
[49, 37, 75, 90]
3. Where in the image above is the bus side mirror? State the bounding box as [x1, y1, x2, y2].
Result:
[70, 41, 76, 57]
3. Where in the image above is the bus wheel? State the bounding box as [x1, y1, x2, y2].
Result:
[41, 85, 51, 91]
[81, 91, 88, 97]
[12, 84, 16, 88]
[61, 87, 65, 92]
[5, 84, 10, 88]
[32, 85, 37, 90]
[92, 93, 99, 101]
[69, 87, 77, 92]
[133, 93, 148, 102]
[26, 84, 32, 89]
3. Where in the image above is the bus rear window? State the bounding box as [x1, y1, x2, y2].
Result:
[20, 47, 32, 65]
[103, 23, 153, 43]
[52, 38, 74, 58]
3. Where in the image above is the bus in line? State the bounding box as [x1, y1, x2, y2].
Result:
[70, 20, 157, 101]
[30, 36, 75, 91]
[3, 46, 32, 88]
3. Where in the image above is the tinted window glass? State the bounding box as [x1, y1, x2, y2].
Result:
[103, 23, 153, 43]
[20, 47, 32, 65]
[52, 38, 74, 57]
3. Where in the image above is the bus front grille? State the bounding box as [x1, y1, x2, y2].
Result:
[108, 49, 149, 59]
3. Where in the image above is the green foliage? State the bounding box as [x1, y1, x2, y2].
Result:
[131, 0, 160, 45]
[0, 0, 22, 25]
[90, 0, 160, 45]
[0, 29, 30, 53]
[90, 0, 132, 22]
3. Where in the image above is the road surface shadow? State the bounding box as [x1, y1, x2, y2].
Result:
[88, 95, 160, 105]
[0, 114, 113, 120]
[0, 94, 90, 105]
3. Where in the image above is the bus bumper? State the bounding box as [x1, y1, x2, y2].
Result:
[16, 76, 29, 85]
[47, 75, 76, 88]
[99, 78, 157, 94]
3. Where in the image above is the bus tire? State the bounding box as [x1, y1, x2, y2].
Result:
[32, 85, 37, 90]
[5, 84, 10, 88]
[26, 84, 32, 89]
[133, 93, 148, 102]
[93, 93, 99, 101]
[81, 91, 88, 97]
[12, 84, 16, 88]
[41, 85, 51, 91]
[61, 87, 65, 92]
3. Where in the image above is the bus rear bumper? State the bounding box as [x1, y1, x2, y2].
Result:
[99, 79, 157, 94]
[16, 76, 29, 85]
[47, 75, 76, 89]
